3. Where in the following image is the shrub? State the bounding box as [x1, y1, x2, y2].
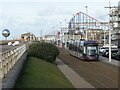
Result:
[28, 42, 59, 63]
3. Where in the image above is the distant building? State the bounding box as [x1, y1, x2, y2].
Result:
[44, 35, 56, 44]
[21, 32, 36, 42]
[110, 1, 120, 48]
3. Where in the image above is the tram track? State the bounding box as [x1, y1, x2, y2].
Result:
[58, 48, 119, 88]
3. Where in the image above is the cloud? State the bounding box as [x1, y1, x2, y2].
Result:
[0, 0, 119, 40]
[1, 0, 120, 3]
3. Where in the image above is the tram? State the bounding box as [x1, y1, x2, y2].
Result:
[69, 39, 99, 60]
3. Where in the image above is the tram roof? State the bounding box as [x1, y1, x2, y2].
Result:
[69, 39, 98, 45]
[83, 40, 98, 46]
[84, 40, 98, 43]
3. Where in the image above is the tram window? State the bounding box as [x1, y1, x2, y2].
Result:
[81, 47, 84, 53]
[78, 46, 83, 53]
[87, 46, 98, 55]
[69, 44, 72, 50]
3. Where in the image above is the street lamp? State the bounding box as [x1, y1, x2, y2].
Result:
[59, 22, 63, 47]
[85, 6, 88, 40]
[105, 0, 118, 62]
[64, 19, 68, 49]
[2, 29, 10, 40]
[72, 14, 75, 40]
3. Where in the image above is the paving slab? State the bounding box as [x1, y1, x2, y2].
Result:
[99, 56, 119, 67]
[0, 79, 1, 90]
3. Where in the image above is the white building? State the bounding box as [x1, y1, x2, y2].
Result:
[44, 35, 56, 44]
[21, 32, 37, 42]
[110, 1, 120, 48]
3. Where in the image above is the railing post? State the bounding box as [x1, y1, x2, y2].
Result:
[0, 44, 27, 79]
[0, 53, 4, 78]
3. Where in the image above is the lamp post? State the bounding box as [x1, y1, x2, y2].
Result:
[72, 14, 75, 40]
[105, 0, 118, 62]
[64, 19, 67, 49]
[109, 0, 112, 62]
[59, 22, 62, 47]
[52, 27, 55, 43]
[55, 26, 58, 44]
[85, 6, 88, 40]
[2, 29, 10, 40]
[104, 0, 112, 62]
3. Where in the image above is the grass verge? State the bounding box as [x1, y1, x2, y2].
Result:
[15, 57, 74, 88]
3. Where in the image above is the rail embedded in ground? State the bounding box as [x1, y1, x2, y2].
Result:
[0, 44, 27, 78]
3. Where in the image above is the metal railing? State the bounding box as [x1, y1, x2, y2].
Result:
[0, 44, 26, 78]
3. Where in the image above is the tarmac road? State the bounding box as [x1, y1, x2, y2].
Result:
[58, 48, 119, 88]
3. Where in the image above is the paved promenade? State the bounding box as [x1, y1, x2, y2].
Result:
[99, 56, 119, 67]
[56, 58, 94, 88]
[2, 51, 27, 89]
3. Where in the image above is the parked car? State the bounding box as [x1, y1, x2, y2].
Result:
[115, 51, 120, 61]
[14, 41, 20, 45]
[102, 49, 109, 57]
[8, 42, 12, 46]
[100, 44, 117, 53]
[105, 49, 118, 59]
[99, 47, 109, 53]
[12, 41, 20, 46]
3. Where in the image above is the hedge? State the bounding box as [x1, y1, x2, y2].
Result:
[28, 42, 59, 63]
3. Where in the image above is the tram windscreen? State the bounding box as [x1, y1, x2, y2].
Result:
[87, 46, 98, 55]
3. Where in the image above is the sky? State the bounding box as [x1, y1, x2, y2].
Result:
[0, 0, 119, 40]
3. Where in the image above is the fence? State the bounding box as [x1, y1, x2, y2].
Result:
[0, 44, 27, 78]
